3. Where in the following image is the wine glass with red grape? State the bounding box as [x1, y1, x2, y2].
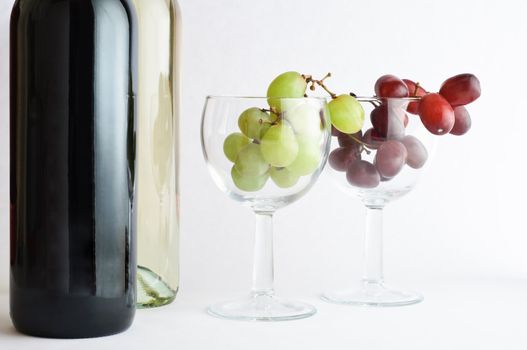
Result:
[321, 73, 479, 306]
[322, 96, 435, 306]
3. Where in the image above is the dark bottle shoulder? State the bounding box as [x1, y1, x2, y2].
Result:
[11, 0, 136, 21]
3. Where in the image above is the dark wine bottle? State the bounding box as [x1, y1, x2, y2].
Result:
[10, 0, 138, 338]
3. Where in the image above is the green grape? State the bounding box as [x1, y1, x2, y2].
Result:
[234, 143, 269, 176]
[238, 107, 274, 140]
[267, 71, 307, 111]
[260, 122, 299, 167]
[223, 132, 250, 162]
[231, 166, 268, 192]
[269, 167, 299, 188]
[328, 94, 364, 134]
[284, 102, 322, 138]
[286, 137, 321, 176]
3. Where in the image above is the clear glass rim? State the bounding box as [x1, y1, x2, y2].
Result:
[205, 95, 420, 102]
[354, 96, 421, 102]
[205, 95, 327, 101]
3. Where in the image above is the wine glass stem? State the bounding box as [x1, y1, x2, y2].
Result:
[251, 211, 275, 296]
[363, 207, 384, 285]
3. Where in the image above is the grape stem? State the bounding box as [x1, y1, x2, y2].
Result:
[347, 134, 374, 154]
[368, 100, 380, 108]
[265, 107, 280, 116]
[412, 82, 420, 96]
[260, 107, 282, 126]
[260, 119, 276, 126]
[361, 145, 371, 155]
[305, 72, 338, 99]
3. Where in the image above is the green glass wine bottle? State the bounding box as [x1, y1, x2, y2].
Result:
[10, 0, 138, 338]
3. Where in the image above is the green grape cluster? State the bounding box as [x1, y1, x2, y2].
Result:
[223, 71, 329, 192]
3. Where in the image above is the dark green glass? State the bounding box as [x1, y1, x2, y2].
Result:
[10, 0, 138, 338]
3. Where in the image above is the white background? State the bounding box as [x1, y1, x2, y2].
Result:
[1, 0, 527, 348]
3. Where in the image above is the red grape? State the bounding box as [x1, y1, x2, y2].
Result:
[374, 140, 407, 179]
[418, 93, 455, 135]
[403, 79, 427, 114]
[329, 147, 361, 172]
[401, 135, 427, 169]
[439, 73, 481, 106]
[363, 128, 385, 149]
[450, 106, 472, 136]
[374, 75, 409, 98]
[370, 104, 405, 139]
[338, 130, 363, 148]
[331, 125, 342, 137]
[346, 160, 380, 188]
[380, 176, 391, 182]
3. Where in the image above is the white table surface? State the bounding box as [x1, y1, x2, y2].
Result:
[1, 277, 526, 350]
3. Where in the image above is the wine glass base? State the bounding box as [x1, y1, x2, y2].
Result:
[208, 293, 317, 321]
[322, 282, 423, 307]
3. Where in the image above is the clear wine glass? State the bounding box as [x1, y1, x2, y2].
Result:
[322, 97, 437, 307]
[201, 96, 331, 321]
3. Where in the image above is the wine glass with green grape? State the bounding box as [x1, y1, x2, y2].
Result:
[201, 72, 331, 321]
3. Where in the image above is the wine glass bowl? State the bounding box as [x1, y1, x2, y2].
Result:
[323, 97, 437, 306]
[202, 96, 330, 212]
[329, 98, 434, 206]
[201, 96, 331, 320]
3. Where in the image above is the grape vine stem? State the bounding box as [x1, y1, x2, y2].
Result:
[412, 82, 420, 96]
[305, 72, 338, 99]
[348, 134, 374, 154]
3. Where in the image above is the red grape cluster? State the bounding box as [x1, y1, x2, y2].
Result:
[329, 73, 480, 188]
[377, 73, 481, 136]
[330, 125, 427, 189]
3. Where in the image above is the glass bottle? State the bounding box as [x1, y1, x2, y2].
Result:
[10, 0, 137, 338]
[132, 0, 180, 308]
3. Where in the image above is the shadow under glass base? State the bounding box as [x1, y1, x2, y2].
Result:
[322, 281, 423, 307]
[208, 293, 317, 321]
[137, 266, 177, 309]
